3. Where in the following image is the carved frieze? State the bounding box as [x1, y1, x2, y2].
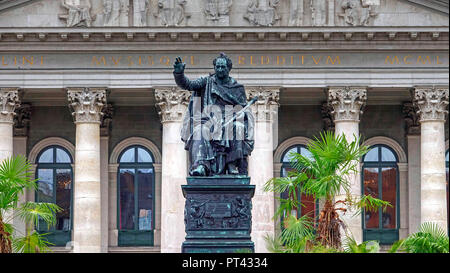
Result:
[156, 0, 189, 26]
[155, 87, 191, 123]
[102, 0, 129, 27]
[328, 87, 367, 122]
[67, 88, 107, 123]
[185, 194, 252, 231]
[310, 0, 327, 26]
[59, 0, 94, 27]
[289, 0, 303, 26]
[0, 88, 20, 124]
[338, 0, 378, 26]
[413, 87, 449, 122]
[133, 0, 150, 26]
[244, 0, 280, 26]
[247, 87, 280, 122]
[204, 0, 233, 26]
[13, 103, 31, 137]
[402, 102, 420, 135]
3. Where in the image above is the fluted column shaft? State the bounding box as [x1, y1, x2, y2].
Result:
[155, 87, 190, 253]
[68, 87, 106, 253]
[328, 87, 367, 243]
[413, 86, 449, 233]
[247, 87, 280, 253]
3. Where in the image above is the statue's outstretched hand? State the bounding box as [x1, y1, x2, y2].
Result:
[173, 56, 186, 73]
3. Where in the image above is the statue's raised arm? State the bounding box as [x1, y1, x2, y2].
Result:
[173, 56, 207, 92]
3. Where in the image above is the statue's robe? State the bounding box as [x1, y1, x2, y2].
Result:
[174, 71, 254, 175]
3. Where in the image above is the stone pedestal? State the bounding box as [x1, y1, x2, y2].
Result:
[181, 176, 255, 253]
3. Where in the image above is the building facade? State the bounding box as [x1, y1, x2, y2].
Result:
[0, 0, 448, 253]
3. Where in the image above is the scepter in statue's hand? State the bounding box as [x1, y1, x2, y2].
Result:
[174, 56, 186, 74]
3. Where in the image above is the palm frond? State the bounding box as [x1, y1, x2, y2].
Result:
[402, 222, 449, 253]
[17, 202, 62, 230]
[12, 231, 54, 253]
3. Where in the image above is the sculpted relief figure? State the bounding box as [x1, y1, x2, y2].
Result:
[59, 0, 93, 27]
[244, 0, 280, 26]
[157, 0, 188, 26]
[133, 0, 150, 26]
[103, 0, 129, 27]
[310, 0, 327, 26]
[204, 0, 233, 26]
[339, 0, 378, 26]
[289, 0, 303, 26]
[173, 53, 255, 176]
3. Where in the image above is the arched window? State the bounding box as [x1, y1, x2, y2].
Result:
[362, 145, 399, 244]
[35, 146, 73, 246]
[280, 145, 317, 223]
[118, 145, 155, 246]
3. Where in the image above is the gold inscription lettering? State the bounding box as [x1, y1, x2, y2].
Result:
[41, 56, 44, 65]
[326, 56, 340, 65]
[312, 56, 322, 65]
[277, 56, 285, 65]
[300, 56, 304, 65]
[127, 56, 134, 66]
[403, 55, 412, 64]
[160, 56, 170, 66]
[238, 56, 245, 65]
[417, 56, 431, 64]
[148, 56, 154, 65]
[191, 56, 195, 65]
[385, 56, 400, 65]
[111, 56, 122, 66]
[22, 56, 33, 65]
[261, 56, 269, 65]
[2, 56, 7, 66]
[92, 56, 107, 66]
[436, 56, 443, 65]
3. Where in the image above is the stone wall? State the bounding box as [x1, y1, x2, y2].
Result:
[27, 106, 75, 156]
[109, 106, 162, 157]
[360, 105, 407, 152]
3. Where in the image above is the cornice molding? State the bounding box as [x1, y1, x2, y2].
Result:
[0, 27, 448, 45]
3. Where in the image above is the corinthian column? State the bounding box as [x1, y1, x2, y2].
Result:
[247, 87, 280, 253]
[155, 87, 191, 253]
[68, 87, 107, 253]
[0, 88, 20, 162]
[328, 86, 367, 243]
[413, 86, 449, 233]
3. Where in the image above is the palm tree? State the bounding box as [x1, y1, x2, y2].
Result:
[0, 155, 61, 253]
[264, 131, 390, 251]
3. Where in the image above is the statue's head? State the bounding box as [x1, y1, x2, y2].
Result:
[213, 53, 232, 80]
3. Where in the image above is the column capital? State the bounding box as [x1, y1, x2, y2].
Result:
[246, 86, 280, 122]
[413, 86, 449, 122]
[100, 103, 114, 136]
[67, 88, 107, 124]
[321, 101, 335, 132]
[154, 87, 191, 123]
[327, 86, 367, 122]
[0, 88, 20, 124]
[402, 102, 420, 135]
[14, 103, 31, 137]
